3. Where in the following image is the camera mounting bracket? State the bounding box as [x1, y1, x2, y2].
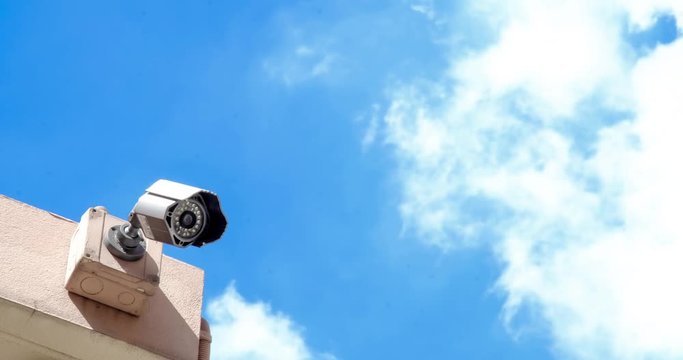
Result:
[65, 206, 163, 316]
[105, 223, 146, 261]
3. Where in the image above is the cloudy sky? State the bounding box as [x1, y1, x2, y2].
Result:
[1, 1, 683, 359]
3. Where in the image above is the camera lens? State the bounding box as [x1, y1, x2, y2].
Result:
[171, 199, 206, 240]
[180, 211, 196, 228]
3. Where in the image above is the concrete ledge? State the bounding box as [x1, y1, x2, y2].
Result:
[0, 296, 165, 360]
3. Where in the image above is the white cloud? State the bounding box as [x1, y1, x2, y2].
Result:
[207, 283, 336, 360]
[359, 103, 381, 150]
[264, 44, 338, 86]
[378, 0, 683, 358]
[410, 1, 437, 21]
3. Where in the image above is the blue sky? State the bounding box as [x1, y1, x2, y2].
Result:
[1, 1, 683, 359]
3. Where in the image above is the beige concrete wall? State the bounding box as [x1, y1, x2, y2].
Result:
[0, 195, 205, 360]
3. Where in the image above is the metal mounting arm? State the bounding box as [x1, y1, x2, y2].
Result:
[105, 223, 147, 261]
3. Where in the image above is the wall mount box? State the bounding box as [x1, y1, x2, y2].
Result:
[65, 207, 163, 316]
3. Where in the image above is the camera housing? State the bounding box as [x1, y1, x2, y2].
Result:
[104, 179, 227, 261]
[129, 179, 228, 248]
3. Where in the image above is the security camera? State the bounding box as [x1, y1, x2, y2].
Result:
[105, 179, 228, 261]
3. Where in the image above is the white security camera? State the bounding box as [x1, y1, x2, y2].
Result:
[105, 179, 228, 261]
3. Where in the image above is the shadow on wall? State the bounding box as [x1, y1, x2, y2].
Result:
[69, 286, 198, 359]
